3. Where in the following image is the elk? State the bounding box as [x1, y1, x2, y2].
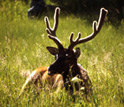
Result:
[19, 7, 108, 97]
[44, 7, 107, 94]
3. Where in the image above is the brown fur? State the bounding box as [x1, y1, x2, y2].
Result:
[19, 67, 63, 96]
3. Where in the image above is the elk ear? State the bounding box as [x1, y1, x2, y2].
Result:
[46, 46, 59, 55]
[75, 48, 80, 58]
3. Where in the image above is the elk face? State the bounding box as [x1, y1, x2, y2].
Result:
[44, 7, 108, 76]
[47, 47, 80, 76]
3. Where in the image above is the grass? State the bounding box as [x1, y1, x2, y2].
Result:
[0, 1, 124, 107]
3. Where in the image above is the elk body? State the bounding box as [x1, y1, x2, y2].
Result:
[19, 7, 108, 96]
[19, 67, 63, 96]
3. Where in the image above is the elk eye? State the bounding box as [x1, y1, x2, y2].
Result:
[55, 54, 58, 59]
[65, 54, 69, 56]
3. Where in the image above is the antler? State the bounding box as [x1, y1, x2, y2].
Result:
[68, 8, 108, 50]
[44, 7, 63, 49]
[44, 7, 60, 37]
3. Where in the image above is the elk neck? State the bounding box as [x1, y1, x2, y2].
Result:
[62, 63, 81, 91]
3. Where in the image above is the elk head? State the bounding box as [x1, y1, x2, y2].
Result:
[44, 7, 108, 76]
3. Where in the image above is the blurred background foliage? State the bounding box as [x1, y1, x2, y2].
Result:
[0, 0, 124, 23]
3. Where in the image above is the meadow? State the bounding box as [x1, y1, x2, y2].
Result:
[0, 1, 124, 107]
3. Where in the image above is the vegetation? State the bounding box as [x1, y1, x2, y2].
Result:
[0, 1, 124, 107]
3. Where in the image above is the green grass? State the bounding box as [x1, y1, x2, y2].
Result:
[0, 1, 124, 107]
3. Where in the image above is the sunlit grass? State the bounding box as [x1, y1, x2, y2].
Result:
[0, 1, 124, 106]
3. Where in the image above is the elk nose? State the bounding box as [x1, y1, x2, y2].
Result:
[47, 67, 54, 76]
[47, 71, 51, 75]
[47, 70, 54, 76]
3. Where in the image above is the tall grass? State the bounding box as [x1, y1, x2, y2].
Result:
[0, 1, 124, 106]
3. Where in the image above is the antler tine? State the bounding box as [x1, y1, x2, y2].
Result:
[44, 7, 60, 37]
[68, 8, 108, 50]
[69, 32, 81, 49]
[48, 34, 63, 49]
